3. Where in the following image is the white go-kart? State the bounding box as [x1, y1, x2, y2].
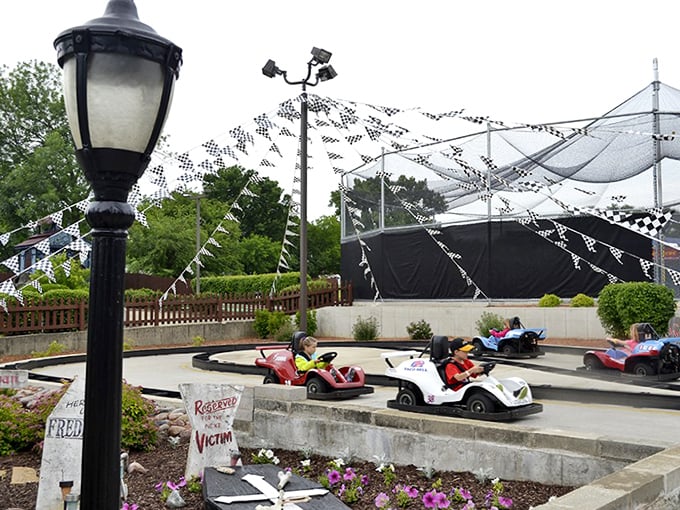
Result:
[382, 335, 543, 421]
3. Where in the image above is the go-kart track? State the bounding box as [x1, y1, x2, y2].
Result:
[7, 342, 680, 446]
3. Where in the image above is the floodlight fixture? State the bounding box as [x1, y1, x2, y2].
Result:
[317, 65, 337, 82]
[262, 59, 280, 78]
[311, 46, 332, 64]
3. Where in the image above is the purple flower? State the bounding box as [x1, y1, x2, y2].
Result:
[423, 489, 438, 508]
[498, 496, 514, 508]
[327, 469, 341, 485]
[122, 504, 138, 510]
[361, 474, 370, 485]
[405, 485, 419, 498]
[338, 483, 346, 497]
[435, 492, 450, 508]
[155, 481, 164, 492]
[459, 488, 472, 500]
[167, 480, 179, 491]
[343, 467, 356, 481]
[374, 492, 390, 508]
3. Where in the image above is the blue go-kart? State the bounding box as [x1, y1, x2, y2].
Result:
[471, 317, 546, 359]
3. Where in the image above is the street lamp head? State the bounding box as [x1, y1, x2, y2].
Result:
[317, 65, 338, 82]
[262, 59, 281, 78]
[310, 47, 332, 65]
[54, 0, 182, 202]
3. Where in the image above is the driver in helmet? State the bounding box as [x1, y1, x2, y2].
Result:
[295, 336, 330, 372]
[445, 337, 485, 390]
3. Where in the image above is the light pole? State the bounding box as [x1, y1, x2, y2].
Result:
[262, 48, 337, 330]
[54, 1, 181, 508]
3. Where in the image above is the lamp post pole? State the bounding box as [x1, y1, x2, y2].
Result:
[55, 1, 181, 507]
[262, 49, 337, 331]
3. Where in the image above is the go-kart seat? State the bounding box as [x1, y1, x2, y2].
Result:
[430, 335, 450, 362]
[291, 330, 307, 354]
[637, 323, 658, 341]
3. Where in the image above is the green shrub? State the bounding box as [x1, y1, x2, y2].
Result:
[0, 394, 43, 455]
[538, 294, 561, 307]
[597, 282, 676, 337]
[253, 310, 271, 338]
[352, 316, 380, 341]
[123, 339, 135, 351]
[273, 321, 295, 342]
[31, 341, 67, 358]
[200, 272, 301, 295]
[120, 382, 158, 452]
[570, 293, 595, 307]
[268, 312, 290, 338]
[125, 288, 162, 300]
[279, 280, 331, 294]
[475, 312, 503, 337]
[192, 335, 206, 347]
[406, 319, 432, 340]
[294, 310, 318, 336]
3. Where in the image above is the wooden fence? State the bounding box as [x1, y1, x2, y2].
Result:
[0, 281, 352, 335]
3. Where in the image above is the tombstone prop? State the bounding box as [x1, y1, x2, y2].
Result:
[36, 376, 85, 510]
[179, 383, 244, 479]
[0, 369, 28, 389]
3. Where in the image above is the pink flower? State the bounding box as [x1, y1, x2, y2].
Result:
[423, 489, 439, 508]
[498, 496, 514, 508]
[343, 467, 356, 481]
[374, 492, 390, 508]
[361, 474, 370, 485]
[405, 485, 419, 498]
[327, 469, 341, 485]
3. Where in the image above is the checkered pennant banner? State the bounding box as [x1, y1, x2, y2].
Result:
[609, 247, 624, 264]
[0, 233, 9, 246]
[1, 255, 19, 274]
[570, 254, 581, 270]
[581, 234, 597, 253]
[667, 268, 680, 286]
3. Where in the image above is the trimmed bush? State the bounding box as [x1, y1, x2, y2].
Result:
[538, 294, 561, 307]
[253, 310, 271, 338]
[570, 293, 595, 307]
[475, 312, 503, 337]
[598, 281, 676, 337]
[294, 309, 318, 336]
[352, 316, 380, 341]
[406, 319, 432, 340]
[200, 273, 301, 295]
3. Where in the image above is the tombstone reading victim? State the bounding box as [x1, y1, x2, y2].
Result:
[179, 383, 244, 479]
[36, 376, 85, 510]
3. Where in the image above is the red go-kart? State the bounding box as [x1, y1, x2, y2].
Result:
[254, 331, 375, 400]
[583, 323, 680, 380]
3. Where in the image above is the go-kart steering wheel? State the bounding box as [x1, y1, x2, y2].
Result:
[318, 352, 337, 363]
[481, 362, 496, 375]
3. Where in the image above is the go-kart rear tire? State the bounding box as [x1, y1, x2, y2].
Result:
[632, 361, 656, 377]
[500, 343, 516, 355]
[467, 393, 496, 414]
[396, 387, 423, 406]
[660, 344, 680, 373]
[306, 378, 328, 394]
[263, 374, 279, 384]
[584, 355, 603, 371]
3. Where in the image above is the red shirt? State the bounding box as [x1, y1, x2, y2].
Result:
[445, 358, 476, 390]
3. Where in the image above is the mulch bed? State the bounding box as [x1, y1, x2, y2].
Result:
[1, 441, 574, 509]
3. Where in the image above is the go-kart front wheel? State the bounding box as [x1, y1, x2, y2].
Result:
[467, 393, 497, 414]
[472, 339, 485, 356]
[263, 374, 279, 384]
[396, 386, 423, 406]
[306, 377, 328, 394]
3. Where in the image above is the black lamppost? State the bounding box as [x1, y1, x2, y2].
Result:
[262, 48, 337, 330]
[54, 1, 181, 508]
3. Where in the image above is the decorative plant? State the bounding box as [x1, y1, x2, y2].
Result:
[475, 312, 503, 337]
[251, 448, 280, 465]
[406, 319, 433, 340]
[295, 309, 318, 336]
[538, 294, 561, 307]
[570, 293, 595, 307]
[352, 316, 380, 341]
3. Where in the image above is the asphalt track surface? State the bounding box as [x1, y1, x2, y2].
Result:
[14, 344, 680, 449]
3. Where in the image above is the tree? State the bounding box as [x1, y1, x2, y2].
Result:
[0, 61, 88, 238]
[127, 193, 242, 277]
[330, 175, 447, 232]
[238, 235, 281, 275]
[307, 215, 341, 276]
[203, 166, 291, 241]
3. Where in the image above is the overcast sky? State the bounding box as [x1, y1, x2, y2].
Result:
[3, 0, 680, 219]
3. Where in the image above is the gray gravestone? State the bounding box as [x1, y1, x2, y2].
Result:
[179, 383, 244, 479]
[36, 376, 85, 510]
